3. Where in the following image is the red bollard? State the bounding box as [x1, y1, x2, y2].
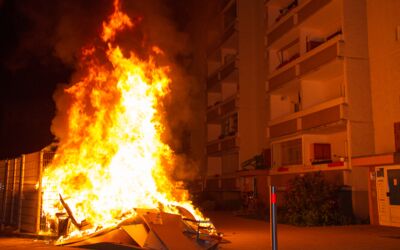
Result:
[270, 186, 278, 250]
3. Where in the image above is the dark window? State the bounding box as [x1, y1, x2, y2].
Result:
[394, 122, 400, 152]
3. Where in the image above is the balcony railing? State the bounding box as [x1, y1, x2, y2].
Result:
[207, 59, 239, 92]
[268, 97, 347, 138]
[269, 119, 298, 138]
[205, 175, 239, 191]
[266, 0, 333, 47]
[207, 95, 238, 124]
[267, 36, 343, 92]
[207, 21, 238, 59]
[267, 16, 295, 45]
[207, 105, 220, 124]
[207, 135, 239, 156]
[269, 160, 348, 175]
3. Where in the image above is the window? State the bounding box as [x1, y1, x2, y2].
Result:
[281, 138, 302, 166]
[313, 143, 331, 160]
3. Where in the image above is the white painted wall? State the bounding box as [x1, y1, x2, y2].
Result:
[270, 94, 292, 120]
[301, 76, 342, 109]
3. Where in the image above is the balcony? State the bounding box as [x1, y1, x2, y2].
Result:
[266, 0, 339, 48]
[267, 16, 296, 45]
[207, 105, 221, 124]
[299, 42, 340, 76]
[268, 97, 347, 138]
[207, 95, 238, 124]
[207, 59, 239, 92]
[205, 178, 220, 191]
[269, 160, 349, 175]
[269, 130, 349, 175]
[221, 177, 237, 191]
[207, 135, 239, 156]
[267, 36, 343, 92]
[269, 119, 298, 138]
[209, 23, 238, 55]
[205, 174, 239, 191]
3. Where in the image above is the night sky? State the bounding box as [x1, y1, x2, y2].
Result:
[0, 0, 193, 158]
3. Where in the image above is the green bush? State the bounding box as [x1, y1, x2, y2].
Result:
[280, 172, 351, 226]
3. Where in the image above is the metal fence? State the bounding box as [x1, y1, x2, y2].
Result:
[0, 150, 55, 233]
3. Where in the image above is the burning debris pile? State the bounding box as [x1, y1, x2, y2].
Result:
[38, 0, 219, 248]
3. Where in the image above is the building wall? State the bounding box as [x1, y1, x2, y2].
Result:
[344, 167, 370, 220]
[367, 0, 400, 154]
[203, 0, 267, 196]
[264, 0, 374, 220]
[186, 0, 209, 181]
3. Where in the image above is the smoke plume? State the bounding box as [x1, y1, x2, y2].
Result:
[44, 0, 201, 180]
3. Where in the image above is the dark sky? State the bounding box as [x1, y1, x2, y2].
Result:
[0, 0, 193, 158]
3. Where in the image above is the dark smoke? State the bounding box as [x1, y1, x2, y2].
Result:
[1, 0, 204, 179]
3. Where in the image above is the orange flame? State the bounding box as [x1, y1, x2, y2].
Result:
[41, 0, 206, 238]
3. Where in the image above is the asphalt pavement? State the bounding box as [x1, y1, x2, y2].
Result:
[207, 211, 400, 250]
[1, 211, 400, 249]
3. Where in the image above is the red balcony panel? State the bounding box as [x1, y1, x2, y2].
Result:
[302, 105, 341, 130]
[269, 119, 297, 138]
[221, 98, 237, 116]
[220, 60, 237, 82]
[269, 67, 296, 91]
[299, 43, 337, 76]
[220, 23, 237, 48]
[207, 73, 220, 92]
[267, 17, 295, 45]
[221, 137, 238, 151]
[297, 0, 331, 24]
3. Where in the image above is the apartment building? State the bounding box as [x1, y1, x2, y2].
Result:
[265, 0, 374, 219]
[202, 0, 376, 219]
[204, 0, 268, 203]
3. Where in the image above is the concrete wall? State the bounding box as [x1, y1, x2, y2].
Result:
[344, 167, 370, 220]
[367, 0, 400, 154]
[237, 0, 267, 164]
[301, 76, 342, 109]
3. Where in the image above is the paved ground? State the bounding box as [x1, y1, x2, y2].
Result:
[207, 211, 400, 250]
[0, 237, 75, 250]
[1, 212, 400, 249]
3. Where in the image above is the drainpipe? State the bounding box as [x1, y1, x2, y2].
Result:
[17, 155, 25, 232]
[347, 120, 353, 170]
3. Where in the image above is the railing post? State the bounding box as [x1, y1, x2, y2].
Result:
[17, 155, 25, 232]
[1, 159, 9, 230]
[270, 185, 278, 250]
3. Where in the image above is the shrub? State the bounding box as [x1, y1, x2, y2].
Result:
[280, 172, 351, 226]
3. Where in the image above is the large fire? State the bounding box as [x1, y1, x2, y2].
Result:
[41, 0, 207, 240]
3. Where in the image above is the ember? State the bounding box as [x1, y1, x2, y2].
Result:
[38, 0, 218, 248]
